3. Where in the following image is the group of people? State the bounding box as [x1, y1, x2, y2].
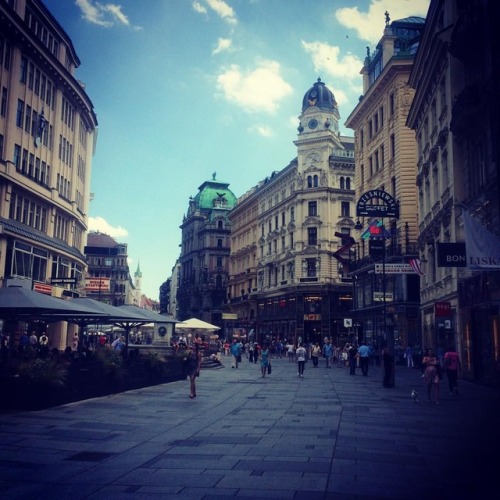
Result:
[422, 346, 461, 404]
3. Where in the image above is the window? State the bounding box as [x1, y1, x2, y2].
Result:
[16, 99, 24, 127]
[282, 212, 285, 226]
[290, 207, 295, 221]
[275, 215, 278, 229]
[368, 119, 373, 139]
[379, 106, 384, 127]
[340, 177, 345, 189]
[217, 238, 223, 248]
[290, 232, 294, 248]
[341, 202, 350, 217]
[10, 241, 48, 282]
[360, 128, 364, 148]
[308, 201, 317, 216]
[390, 134, 396, 159]
[216, 256, 223, 267]
[389, 93, 395, 116]
[306, 258, 318, 277]
[346, 177, 351, 190]
[1, 87, 7, 117]
[308, 227, 317, 245]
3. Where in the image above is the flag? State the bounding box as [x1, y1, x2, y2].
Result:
[463, 210, 500, 269]
[409, 258, 424, 276]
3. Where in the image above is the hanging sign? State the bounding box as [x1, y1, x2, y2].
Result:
[356, 189, 399, 218]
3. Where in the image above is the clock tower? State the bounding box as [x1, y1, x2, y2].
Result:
[294, 78, 344, 182]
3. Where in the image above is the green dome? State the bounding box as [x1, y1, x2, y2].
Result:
[192, 174, 237, 211]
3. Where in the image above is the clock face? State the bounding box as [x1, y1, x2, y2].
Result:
[308, 119, 318, 130]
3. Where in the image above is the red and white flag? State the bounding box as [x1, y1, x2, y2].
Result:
[409, 258, 424, 276]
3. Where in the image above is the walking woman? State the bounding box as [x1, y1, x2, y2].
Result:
[260, 344, 270, 377]
[185, 343, 202, 399]
[422, 348, 440, 404]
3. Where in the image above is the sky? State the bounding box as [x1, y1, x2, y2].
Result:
[42, 0, 430, 300]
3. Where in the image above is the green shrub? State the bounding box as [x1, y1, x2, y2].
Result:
[17, 358, 67, 388]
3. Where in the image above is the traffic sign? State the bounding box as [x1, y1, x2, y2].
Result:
[374, 263, 416, 274]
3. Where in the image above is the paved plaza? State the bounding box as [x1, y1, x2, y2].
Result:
[0, 354, 498, 499]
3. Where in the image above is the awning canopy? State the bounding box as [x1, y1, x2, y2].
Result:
[0, 287, 107, 323]
[118, 305, 176, 324]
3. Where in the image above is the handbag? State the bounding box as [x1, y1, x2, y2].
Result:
[267, 362, 272, 374]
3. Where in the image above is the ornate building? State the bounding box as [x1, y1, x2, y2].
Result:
[84, 232, 134, 306]
[407, 0, 499, 385]
[345, 15, 424, 351]
[177, 174, 236, 328]
[0, 0, 97, 348]
[227, 79, 356, 345]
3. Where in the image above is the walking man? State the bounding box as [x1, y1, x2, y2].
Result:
[323, 339, 333, 368]
[296, 343, 307, 378]
[358, 340, 370, 376]
[230, 339, 242, 369]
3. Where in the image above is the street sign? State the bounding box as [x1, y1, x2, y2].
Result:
[344, 318, 352, 327]
[51, 278, 78, 285]
[374, 263, 417, 274]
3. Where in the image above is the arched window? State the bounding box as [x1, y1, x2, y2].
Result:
[313, 175, 319, 187]
[346, 177, 351, 190]
[340, 177, 345, 189]
[217, 220, 223, 229]
[307, 175, 313, 188]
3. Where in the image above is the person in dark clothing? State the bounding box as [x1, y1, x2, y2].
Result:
[383, 347, 394, 388]
[348, 344, 357, 375]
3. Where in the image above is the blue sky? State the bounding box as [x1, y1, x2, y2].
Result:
[42, 0, 430, 300]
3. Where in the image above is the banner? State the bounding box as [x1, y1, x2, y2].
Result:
[463, 210, 500, 269]
[85, 278, 110, 292]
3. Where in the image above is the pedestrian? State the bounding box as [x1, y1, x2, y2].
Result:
[358, 340, 370, 376]
[348, 343, 358, 375]
[311, 343, 321, 367]
[184, 343, 201, 398]
[405, 344, 414, 368]
[39, 333, 49, 358]
[230, 339, 242, 368]
[382, 347, 394, 388]
[422, 348, 440, 404]
[112, 336, 125, 352]
[323, 339, 333, 368]
[444, 345, 461, 396]
[296, 343, 307, 378]
[260, 344, 269, 377]
[29, 331, 38, 349]
[224, 341, 230, 356]
[286, 342, 295, 362]
[248, 342, 255, 363]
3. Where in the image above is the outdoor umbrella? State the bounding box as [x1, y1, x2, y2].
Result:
[175, 318, 221, 331]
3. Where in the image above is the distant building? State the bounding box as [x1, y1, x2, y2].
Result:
[176, 175, 236, 328]
[84, 232, 133, 306]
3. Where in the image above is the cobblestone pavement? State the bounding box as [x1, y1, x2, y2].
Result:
[0, 355, 498, 499]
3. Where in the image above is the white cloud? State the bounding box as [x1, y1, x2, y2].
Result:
[192, 1, 207, 15]
[206, 0, 237, 25]
[248, 124, 273, 138]
[301, 40, 363, 82]
[335, 0, 430, 45]
[75, 0, 142, 29]
[216, 60, 293, 114]
[89, 216, 128, 238]
[212, 38, 232, 55]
